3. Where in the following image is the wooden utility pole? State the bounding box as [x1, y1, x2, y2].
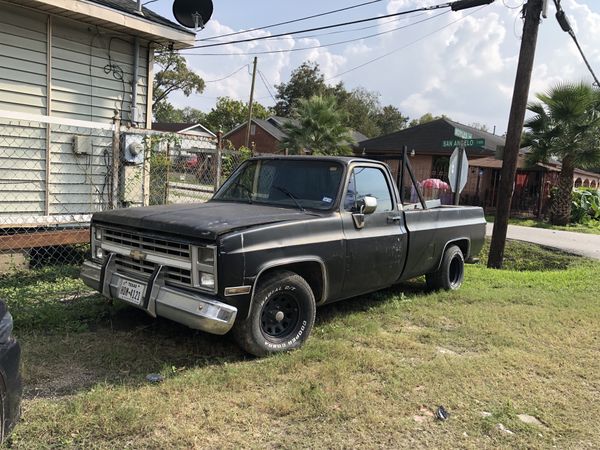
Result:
[245, 57, 258, 148]
[488, 0, 544, 269]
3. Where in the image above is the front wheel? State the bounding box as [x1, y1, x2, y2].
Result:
[426, 245, 465, 291]
[233, 270, 316, 357]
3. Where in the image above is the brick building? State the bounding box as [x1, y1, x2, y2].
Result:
[224, 116, 368, 154]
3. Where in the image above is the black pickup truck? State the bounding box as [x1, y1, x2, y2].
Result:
[82, 156, 485, 356]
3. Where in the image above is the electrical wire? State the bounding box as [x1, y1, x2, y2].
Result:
[182, 11, 447, 57]
[176, 2, 456, 51]
[203, 13, 425, 44]
[326, 5, 486, 81]
[258, 70, 277, 102]
[553, 0, 600, 86]
[197, 0, 383, 42]
[203, 64, 249, 82]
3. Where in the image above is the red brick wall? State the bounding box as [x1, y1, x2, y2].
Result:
[224, 124, 282, 154]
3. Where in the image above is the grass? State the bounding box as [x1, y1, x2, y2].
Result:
[3, 241, 600, 449]
[486, 215, 600, 235]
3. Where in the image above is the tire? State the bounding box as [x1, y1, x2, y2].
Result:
[426, 245, 465, 291]
[233, 270, 316, 357]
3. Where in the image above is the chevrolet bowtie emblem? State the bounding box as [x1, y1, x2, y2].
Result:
[130, 249, 147, 261]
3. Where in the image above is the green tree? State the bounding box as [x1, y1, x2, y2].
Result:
[281, 95, 353, 156]
[204, 97, 271, 133]
[274, 62, 341, 116]
[154, 105, 206, 125]
[408, 113, 449, 127]
[153, 49, 205, 115]
[374, 105, 409, 135]
[522, 81, 600, 225]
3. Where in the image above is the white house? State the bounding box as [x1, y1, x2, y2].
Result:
[0, 0, 194, 256]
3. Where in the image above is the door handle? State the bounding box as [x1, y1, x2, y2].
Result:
[387, 215, 402, 223]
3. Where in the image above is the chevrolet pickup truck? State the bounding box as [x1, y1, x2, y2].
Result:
[81, 156, 485, 356]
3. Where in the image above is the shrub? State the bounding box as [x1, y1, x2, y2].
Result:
[571, 188, 600, 223]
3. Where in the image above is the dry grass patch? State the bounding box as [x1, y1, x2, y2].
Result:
[3, 241, 600, 449]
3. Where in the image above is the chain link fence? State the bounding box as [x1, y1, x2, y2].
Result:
[0, 115, 248, 277]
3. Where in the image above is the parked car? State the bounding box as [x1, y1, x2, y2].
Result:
[82, 156, 485, 356]
[0, 300, 21, 442]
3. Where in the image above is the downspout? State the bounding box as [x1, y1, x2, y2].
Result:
[131, 36, 140, 126]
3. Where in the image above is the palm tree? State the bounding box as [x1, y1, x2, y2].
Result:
[281, 95, 354, 156]
[522, 82, 600, 225]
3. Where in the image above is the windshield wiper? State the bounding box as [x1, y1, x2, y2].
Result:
[273, 186, 305, 213]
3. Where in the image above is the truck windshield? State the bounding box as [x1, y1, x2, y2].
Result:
[213, 159, 345, 211]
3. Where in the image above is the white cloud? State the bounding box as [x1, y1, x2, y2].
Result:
[165, 0, 600, 133]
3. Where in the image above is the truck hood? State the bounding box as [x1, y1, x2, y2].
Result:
[92, 201, 321, 240]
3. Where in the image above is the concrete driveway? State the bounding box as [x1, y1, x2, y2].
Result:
[486, 223, 600, 260]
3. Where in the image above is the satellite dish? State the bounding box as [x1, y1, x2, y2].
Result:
[173, 0, 213, 31]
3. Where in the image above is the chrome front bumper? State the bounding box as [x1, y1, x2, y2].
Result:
[81, 256, 237, 335]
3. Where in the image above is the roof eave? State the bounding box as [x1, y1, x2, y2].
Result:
[10, 0, 195, 48]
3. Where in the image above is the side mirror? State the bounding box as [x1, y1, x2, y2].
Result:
[359, 196, 377, 215]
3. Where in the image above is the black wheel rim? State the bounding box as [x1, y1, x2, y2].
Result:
[260, 293, 300, 339]
[449, 255, 463, 286]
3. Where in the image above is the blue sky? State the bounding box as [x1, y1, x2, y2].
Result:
[147, 0, 600, 133]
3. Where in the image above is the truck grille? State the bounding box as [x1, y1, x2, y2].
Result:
[101, 226, 194, 289]
[114, 254, 193, 288]
[104, 228, 190, 260]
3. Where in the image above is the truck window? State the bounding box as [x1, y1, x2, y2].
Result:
[344, 167, 393, 212]
[214, 159, 344, 211]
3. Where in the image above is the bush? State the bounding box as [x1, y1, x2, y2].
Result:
[571, 188, 600, 224]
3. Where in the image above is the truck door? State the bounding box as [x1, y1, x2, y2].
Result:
[341, 164, 407, 297]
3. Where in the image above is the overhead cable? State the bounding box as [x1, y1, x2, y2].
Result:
[197, 0, 382, 42]
[552, 0, 600, 86]
[178, 1, 464, 51]
[182, 11, 448, 57]
[326, 5, 486, 80]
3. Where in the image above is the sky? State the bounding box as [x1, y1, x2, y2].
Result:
[148, 0, 600, 134]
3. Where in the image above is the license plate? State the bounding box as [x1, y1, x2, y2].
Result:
[118, 280, 145, 305]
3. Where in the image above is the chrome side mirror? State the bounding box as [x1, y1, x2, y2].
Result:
[351, 196, 377, 230]
[360, 196, 377, 215]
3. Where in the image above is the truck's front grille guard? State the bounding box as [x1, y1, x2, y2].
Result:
[102, 228, 194, 289]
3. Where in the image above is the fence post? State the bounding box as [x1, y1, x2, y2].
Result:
[215, 131, 223, 190]
[111, 118, 121, 209]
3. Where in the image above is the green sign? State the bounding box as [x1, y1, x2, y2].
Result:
[442, 138, 485, 148]
[454, 127, 473, 140]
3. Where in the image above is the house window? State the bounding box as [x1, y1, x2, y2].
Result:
[250, 124, 256, 135]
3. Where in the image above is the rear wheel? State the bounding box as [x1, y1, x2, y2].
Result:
[426, 245, 465, 291]
[233, 270, 316, 356]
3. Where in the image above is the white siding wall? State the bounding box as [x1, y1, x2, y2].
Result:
[0, 6, 48, 217]
[0, 3, 151, 219]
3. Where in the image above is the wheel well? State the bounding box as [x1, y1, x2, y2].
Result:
[447, 239, 469, 259]
[258, 262, 325, 303]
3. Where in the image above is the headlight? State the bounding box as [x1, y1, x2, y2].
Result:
[91, 226, 105, 262]
[200, 272, 215, 289]
[198, 247, 214, 265]
[0, 311, 13, 344]
[193, 245, 217, 292]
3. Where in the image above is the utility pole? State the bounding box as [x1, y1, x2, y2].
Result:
[245, 57, 258, 148]
[488, 0, 544, 269]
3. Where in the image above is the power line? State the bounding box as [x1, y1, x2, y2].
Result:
[326, 6, 486, 80]
[182, 11, 448, 57]
[203, 64, 249, 82]
[196, 0, 382, 42]
[179, 2, 461, 51]
[203, 13, 425, 45]
[552, 0, 600, 86]
[258, 70, 277, 102]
